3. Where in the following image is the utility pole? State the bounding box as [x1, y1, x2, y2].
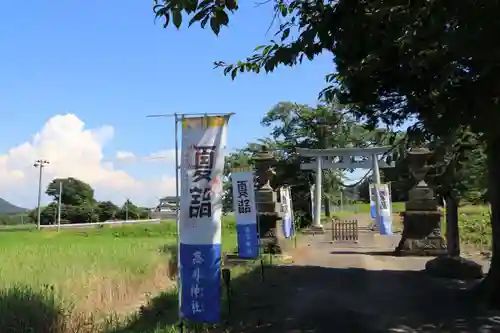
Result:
[340, 188, 344, 212]
[57, 180, 62, 230]
[33, 159, 49, 230]
[125, 199, 129, 220]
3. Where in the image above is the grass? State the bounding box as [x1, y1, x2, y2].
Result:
[458, 204, 491, 251]
[0, 223, 178, 307]
[329, 202, 405, 218]
[0, 204, 493, 332]
[0, 217, 241, 332]
[331, 202, 492, 252]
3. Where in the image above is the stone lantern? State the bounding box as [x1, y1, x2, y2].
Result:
[395, 148, 447, 256]
[252, 146, 284, 254]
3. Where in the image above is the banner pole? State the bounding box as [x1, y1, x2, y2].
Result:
[255, 190, 265, 281]
[286, 185, 297, 248]
[174, 113, 183, 332]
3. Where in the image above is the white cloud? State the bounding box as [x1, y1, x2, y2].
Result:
[0, 114, 176, 209]
[115, 149, 178, 164]
[115, 150, 136, 162]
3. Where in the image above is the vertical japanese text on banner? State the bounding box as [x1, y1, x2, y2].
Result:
[190, 250, 205, 314]
[189, 145, 216, 219]
[236, 180, 252, 214]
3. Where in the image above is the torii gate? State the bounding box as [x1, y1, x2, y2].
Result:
[296, 147, 395, 230]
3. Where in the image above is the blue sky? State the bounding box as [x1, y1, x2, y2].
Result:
[0, 1, 332, 152]
[0, 1, 359, 207]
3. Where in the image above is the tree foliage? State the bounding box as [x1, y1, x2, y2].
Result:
[223, 101, 390, 225]
[154, 0, 500, 303]
[96, 201, 120, 221]
[30, 178, 149, 225]
[46, 177, 95, 206]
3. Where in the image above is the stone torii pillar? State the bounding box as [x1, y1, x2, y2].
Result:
[296, 147, 395, 230]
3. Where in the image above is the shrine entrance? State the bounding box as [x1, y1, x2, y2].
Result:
[296, 147, 395, 231]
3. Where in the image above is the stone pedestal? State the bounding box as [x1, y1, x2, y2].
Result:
[395, 210, 446, 256]
[257, 212, 282, 254]
[252, 146, 284, 254]
[256, 190, 283, 254]
[395, 148, 446, 256]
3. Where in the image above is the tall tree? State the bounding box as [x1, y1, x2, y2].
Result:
[96, 201, 120, 221]
[46, 177, 95, 206]
[153, 0, 500, 304]
[118, 199, 142, 220]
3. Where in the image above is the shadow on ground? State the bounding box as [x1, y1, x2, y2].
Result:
[109, 257, 500, 333]
[330, 250, 398, 256]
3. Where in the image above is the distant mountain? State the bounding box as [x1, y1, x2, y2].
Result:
[0, 198, 28, 214]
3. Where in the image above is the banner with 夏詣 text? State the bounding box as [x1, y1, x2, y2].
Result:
[280, 186, 294, 238]
[310, 184, 316, 222]
[231, 167, 259, 259]
[369, 184, 376, 218]
[375, 183, 393, 235]
[179, 116, 228, 323]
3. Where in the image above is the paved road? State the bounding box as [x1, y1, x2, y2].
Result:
[228, 214, 500, 332]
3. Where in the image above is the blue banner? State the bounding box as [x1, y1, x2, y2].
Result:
[236, 224, 259, 258]
[379, 215, 393, 235]
[280, 186, 294, 238]
[179, 244, 221, 323]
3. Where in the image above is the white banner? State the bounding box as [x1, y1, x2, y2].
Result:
[374, 183, 393, 235]
[280, 186, 294, 238]
[179, 115, 228, 323]
[231, 167, 258, 258]
[369, 184, 376, 218]
[310, 184, 315, 221]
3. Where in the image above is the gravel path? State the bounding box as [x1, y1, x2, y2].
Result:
[228, 214, 500, 332]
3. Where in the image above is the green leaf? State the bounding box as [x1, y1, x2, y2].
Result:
[263, 45, 272, 56]
[226, 0, 237, 10]
[216, 10, 229, 26]
[189, 8, 208, 26]
[281, 28, 290, 41]
[279, 4, 287, 17]
[231, 68, 238, 80]
[198, 0, 212, 9]
[162, 12, 171, 28]
[172, 9, 182, 28]
[210, 16, 220, 35]
[185, 0, 199, 12]
[201, 15, 210, 28]
[152, 4, 164, 13]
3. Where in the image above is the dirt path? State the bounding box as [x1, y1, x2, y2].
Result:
[227, 214, 500, 332]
